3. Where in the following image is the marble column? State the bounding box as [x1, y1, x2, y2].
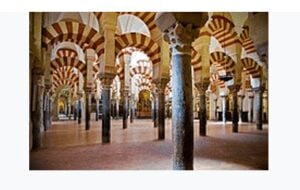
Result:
[100, 74, 114, 143]
[130, 95, 134, 123]
[77, 94, 82, 125]
[164, 23, 200, 170]
[229, 85, 240, 133]
[95, 98, 99, 121]
[239, 94, 245, 123]
[157, 79, 168, 140]
[116, 99, 119, 119]
[254, 87, 263, 130]
[122, 89, 129, 129]
[43, 86, 51, 131]
[85, 88, 92, 130]
[249, 95, 254, 123]
[221, 95, 227, 124]
[196, 82, 209, 136]
[31, 67, 44, 149]
[74, 101, 77, 121]
[214, 98, 218, 121]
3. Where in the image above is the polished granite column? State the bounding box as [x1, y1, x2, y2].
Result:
[196, 82, 209, 136]
[254, 87, 263, 130]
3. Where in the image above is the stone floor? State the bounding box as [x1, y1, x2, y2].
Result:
[30, 118, 268, 170]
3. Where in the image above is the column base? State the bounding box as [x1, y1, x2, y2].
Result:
[232, 123, 238, 133]
[257, 124, 263, 130]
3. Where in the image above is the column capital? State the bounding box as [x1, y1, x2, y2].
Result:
[195, 81, 210, 93]
[99, 73, 115, 89]
[228, 85, 241, 93]
[164, 23, 200, 55]
[32, 66, 44, 76]
[253, 86, 265, 93]
[84, 87, 93, 94]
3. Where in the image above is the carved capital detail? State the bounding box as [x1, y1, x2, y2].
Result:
[99, 73, 115, 89]
[195, 81, 210, 94]
[228, 85, 241, 93]
[164, 22, 199, 55]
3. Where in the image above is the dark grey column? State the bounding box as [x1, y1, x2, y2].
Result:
[214, 98, 218, 121]
[249, 94, 254, 122]
[31, 68, 44, 149]
[165, 26, 200, 170]
[130, 96, 134, 123]
[74, 101, 77, 121]
[95, 98, 99, 121]
[157, 79, 168, 140]
[116, 99, 119, 119]
[43, 87, 51, 131]
[122, 89, 128, 129]
[77, 95, 82, 124]
[152, 91, 158, 127]
[196, 82, 209, 136]
[239, 94, 245, 123]
[156, 12, 207, 170]
[85, 89, 91, 130]
[100, 75, 114, 143]
[229, 86, 240, 133]
[254, 87, 263, 130]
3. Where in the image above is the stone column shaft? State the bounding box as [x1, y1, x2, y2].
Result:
[196, 82, 209, 136]
[77, 98, 82, 124]
[164, 22, 200, 170]
[100, 74, 114, 143]
[231, 90, 239, 132]
[157, 80, 168, 140]
[85, 91, 91, 130]
[43, 88, 51, 131]
[95, 99, 99, 121]
[102, 87, 111, 142]
[31, 71, 44, 149]
[122, 90, 128, 129]
[254, 88, 263, 130]
[221, 95, 227, 124]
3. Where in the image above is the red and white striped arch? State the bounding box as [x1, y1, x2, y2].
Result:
[42, 21, 104, 57]
[210, 73, 226, 89]
[241, 57, 261, 78]
[191, 49, 202, 72]
[240, 26, 256, 54]
[207, 15, 239, 48]
[56, 48, 78, 58]
[210, 51, 235, 74]
[51, 57, 87, 77]
[52, 67, 79, 93]
[119, 12, 157, 33]
[115, 33, 160, 65]
[129, 60, 152, 79]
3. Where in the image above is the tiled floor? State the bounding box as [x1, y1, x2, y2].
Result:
[30, 119, 268, 170]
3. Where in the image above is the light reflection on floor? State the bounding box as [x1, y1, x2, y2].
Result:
[30, 119, 268, 170]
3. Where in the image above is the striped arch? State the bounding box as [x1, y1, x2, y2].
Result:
[93, 12, 102, 20]
[210, 73, 225, 88]
[42, 21, 104, 57]
[240, 26, 256, 54]
[119, 12, 157, 33]
[115, 47, 142, 80]
[50, 57, 87, 77]
[56, 48, 78, 58]
[115, 33, 160, 65]
[191, 49, 202, 72]
[138, 84, 151, 93]
[241, 57, 261, 78]
[129, 60, 153, 79]
[135, 77, 152, 87]
[52, 67, 79, 93]
[207, 15, 239, 48]
[210, 51, 235, 74]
